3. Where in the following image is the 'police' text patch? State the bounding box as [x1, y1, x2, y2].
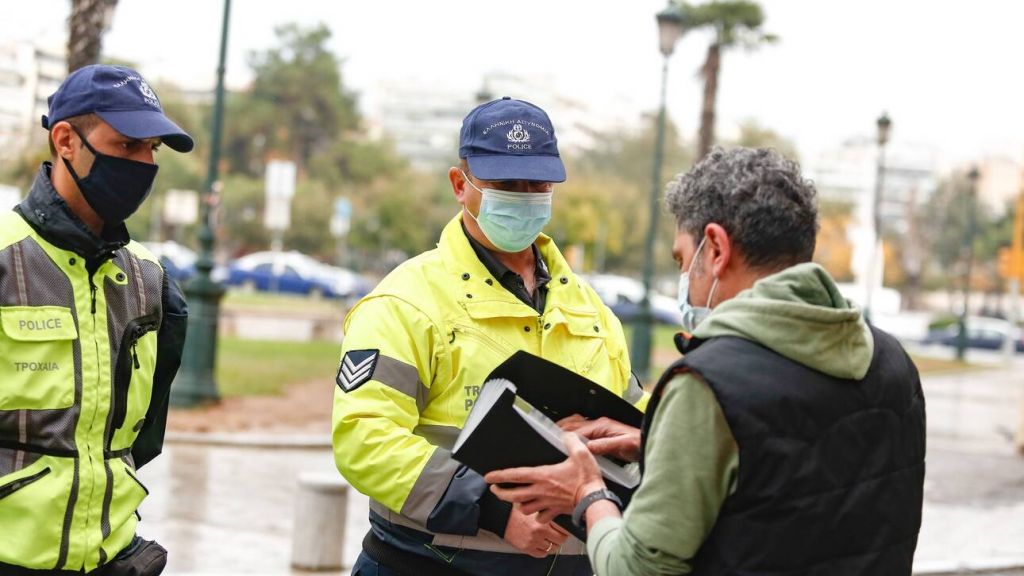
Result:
[336, 349, 380, 392]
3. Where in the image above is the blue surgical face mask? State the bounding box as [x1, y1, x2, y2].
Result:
[678, 234, 719, 333]
[461, 171, 553, 253]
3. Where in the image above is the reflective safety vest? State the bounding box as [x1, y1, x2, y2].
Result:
[333, 214, 644, 573]
[0, 208, 170, 572]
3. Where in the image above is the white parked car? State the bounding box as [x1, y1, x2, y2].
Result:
[583, 274, 683, 326]
[142, 240, 197, 282]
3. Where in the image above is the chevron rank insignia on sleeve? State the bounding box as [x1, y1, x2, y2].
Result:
[336, 349, 380, 392]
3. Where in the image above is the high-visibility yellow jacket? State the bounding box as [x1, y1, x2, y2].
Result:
[333, 214, 644, 576]
[0, 165, 186, 572]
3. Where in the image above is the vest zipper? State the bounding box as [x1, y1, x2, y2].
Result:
[83, 269, 103, 571]
[80, 261, 115, 570]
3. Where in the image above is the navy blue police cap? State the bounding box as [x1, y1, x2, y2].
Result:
[458, 96, 565, 183]
[42, 64, 194, 153]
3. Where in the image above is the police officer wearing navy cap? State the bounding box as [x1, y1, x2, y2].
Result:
[0, 64, 193, 574]
[333, 97, 646, 576]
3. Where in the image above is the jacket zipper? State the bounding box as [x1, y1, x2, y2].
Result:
[89, 280, 98, 315]
[110, 315, 160, 433]
[0, 467, 51, 500]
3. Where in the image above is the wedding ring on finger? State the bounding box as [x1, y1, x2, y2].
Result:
[545, 541, 554, 553]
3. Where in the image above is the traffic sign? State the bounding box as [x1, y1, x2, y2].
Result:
[330, 197, 352, 238]
[163, 189, 199, 225]
[264, 160, 297, 231]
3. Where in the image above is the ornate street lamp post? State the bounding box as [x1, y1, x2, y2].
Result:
[632, 4, 685, 382]
[171, 0, 231, 406]
[864, 112, 891, 323]
[955, 166, 980, 361]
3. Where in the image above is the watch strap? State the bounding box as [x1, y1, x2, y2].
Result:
[572, 488, 623, 529]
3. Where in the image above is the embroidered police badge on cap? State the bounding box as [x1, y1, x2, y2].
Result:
[336, 349, 380, 392]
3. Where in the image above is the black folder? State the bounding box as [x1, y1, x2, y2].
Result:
[486, 350, 643, 428]
[451, 351, 642, 540]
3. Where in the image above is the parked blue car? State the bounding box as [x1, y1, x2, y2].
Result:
[225, 251, 371, 300]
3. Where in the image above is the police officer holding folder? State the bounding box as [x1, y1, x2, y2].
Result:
[332, 97, 646, 576]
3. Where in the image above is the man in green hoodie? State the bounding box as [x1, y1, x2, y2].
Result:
[486, 147, 926, 575]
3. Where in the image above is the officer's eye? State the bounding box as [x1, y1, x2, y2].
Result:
[120, 140, 160, 153]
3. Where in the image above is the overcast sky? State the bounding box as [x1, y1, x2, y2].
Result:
[4, 0, 1023, 169]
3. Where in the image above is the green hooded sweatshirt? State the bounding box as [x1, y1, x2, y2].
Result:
[587, 263, 874, 576]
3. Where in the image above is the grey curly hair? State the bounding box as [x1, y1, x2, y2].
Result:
[664, 147, 819, 271]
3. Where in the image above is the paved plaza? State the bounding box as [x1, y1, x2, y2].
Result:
[136, 361, 1024, 575]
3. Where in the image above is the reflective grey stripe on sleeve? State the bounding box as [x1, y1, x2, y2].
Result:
[373, 355, 429, 412]
[412, 424, 461, 450]
[625, 371, 645, 405]
[398, 447, 460, 522]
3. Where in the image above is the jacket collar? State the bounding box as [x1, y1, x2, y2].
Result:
[16, 162, 129, 263]
[437, 213, 594, 317]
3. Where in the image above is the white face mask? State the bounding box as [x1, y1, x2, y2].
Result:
[678, 234, 719, 333]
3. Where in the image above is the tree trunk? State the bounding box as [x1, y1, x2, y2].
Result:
[67, 0, 117, 73]
[697, 42, 721, 161]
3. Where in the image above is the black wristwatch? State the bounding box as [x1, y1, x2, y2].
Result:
[572, 488, 623, 529]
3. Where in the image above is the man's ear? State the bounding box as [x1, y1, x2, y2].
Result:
[448, 166, 468, 205]
[704, 223, 732, 278]
[50, 121, 76, 160]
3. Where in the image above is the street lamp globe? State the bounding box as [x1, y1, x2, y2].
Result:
[876, 112, 892, 147]
[657, 5, 685, 57]
[475, 81, 493, 105]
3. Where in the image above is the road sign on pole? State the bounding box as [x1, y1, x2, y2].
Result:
[265, 160, 297, 232]
[330, 197, 352, 238]
[164, 188, 199, 226]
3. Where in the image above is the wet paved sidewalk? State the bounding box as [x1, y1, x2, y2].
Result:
[136, 366, 1024, 575]
[136, 444, 361, 575]
[913, 365, 1024, 573]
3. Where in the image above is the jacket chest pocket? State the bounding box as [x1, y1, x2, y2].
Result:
[0, 306, 78, 410]
[545, 308, 608, 376]
[109, 316, 159, 452]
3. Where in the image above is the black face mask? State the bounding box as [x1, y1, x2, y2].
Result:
[62, 126, 159, 227]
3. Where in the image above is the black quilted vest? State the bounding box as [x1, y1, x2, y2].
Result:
[641, 328, 926, 575]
